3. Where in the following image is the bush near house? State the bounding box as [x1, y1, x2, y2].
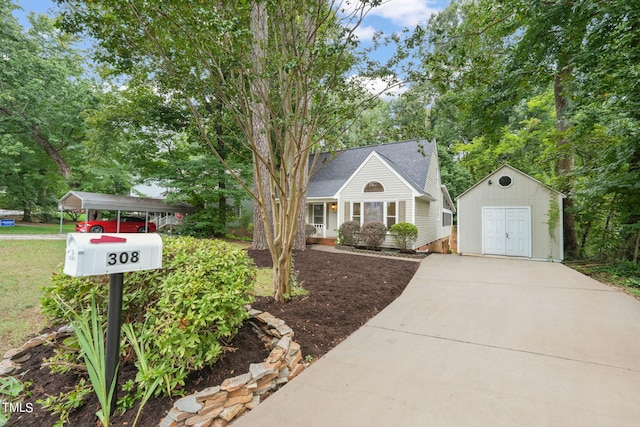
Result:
[305, 223, 317, 237]
[358, 222, 387, 250]
[389, 222, 418, 251]
[41, 236, 256, 402]
[338, 221, 360, 246]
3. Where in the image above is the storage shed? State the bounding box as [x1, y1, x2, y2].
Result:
[456, 165, 565, 261]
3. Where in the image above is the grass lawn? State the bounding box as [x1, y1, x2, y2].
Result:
[0, 237, 274, 355]
[0, 223, 75, 234]
[0, 240, 66, 354]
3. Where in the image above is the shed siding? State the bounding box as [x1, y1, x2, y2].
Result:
[457, 166, 563, 260]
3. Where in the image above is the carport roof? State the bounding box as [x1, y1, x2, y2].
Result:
[58, 191, 194, 214]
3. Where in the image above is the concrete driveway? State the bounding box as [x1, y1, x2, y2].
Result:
[234, 254, 640, 427]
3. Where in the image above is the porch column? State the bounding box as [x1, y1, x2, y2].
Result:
[323, 201, 327, 238]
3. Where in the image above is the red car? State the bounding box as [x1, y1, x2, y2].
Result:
[75, 216, 157, 233]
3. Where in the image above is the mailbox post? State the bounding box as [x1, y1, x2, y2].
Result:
[64, 233, 162, 412]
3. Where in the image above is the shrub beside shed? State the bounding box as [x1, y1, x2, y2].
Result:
[456, 164, 565, 261]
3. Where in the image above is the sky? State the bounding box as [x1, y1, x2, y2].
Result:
[14, 0, 450, 30]
[14, 0, 450, 49]
[354, 0, 449, 41]
[13, 0, 451, 95]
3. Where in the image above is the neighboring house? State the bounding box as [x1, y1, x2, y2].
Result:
[306, 139, 455, 250]
[456, 164, 565, 261]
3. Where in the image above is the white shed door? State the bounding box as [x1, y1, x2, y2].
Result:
[483, 207, 531, 257]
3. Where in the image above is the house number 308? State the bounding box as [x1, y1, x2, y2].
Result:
[107, 251, 140, 266]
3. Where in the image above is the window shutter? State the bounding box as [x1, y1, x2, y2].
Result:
[344, 202, 350, 222]
[398, 201, 406, 223]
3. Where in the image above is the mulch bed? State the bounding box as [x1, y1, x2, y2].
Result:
[5, 247, 420, 427]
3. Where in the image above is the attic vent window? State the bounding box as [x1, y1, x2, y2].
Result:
[364, 181, 384, 192]
[498, 175, 513, 188]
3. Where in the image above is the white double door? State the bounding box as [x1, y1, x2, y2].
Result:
[483, 207, 531, 257]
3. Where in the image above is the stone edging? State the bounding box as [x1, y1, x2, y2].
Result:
[1, 325, 74, 376]
[334, 244, 427, 259]
[1, 307, 306, 427]
[158, 305, 306, 427]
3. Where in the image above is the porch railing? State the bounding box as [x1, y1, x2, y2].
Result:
[152, 213, 183, 230]
[311, 223, 325, 238]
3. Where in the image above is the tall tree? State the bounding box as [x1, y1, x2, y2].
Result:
[0, 0, 97, 218]
[420, 0, 640, 261]
[84, 79, 252, 236]
[249, 1, 274, 251]
[418, 0, 605, 258]
[568, 1, 640, 262]
[56, 0, 396, 301]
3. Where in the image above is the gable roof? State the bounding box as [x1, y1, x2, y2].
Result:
[441, 185, 456, 213]
[456, 164, 566, 200]
[308, 139, 435, 198]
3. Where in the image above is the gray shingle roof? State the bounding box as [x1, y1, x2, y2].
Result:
[308, 139, 435, 198]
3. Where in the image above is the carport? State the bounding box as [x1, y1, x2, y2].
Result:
[58, 191, 194, 233]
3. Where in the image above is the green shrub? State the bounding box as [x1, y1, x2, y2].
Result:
[358, 222, 387, 250]
[338, 221, 360, 246]
[305, 224, 317, 237]
[41, 236, 256, 397]
[389, 222, 418, 250]
[70, 295, 117, 427]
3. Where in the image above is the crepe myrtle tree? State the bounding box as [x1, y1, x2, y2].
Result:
[56, 0, 404, 301]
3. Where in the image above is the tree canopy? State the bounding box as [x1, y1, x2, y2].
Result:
[417, 0, 640, 261]
[54, 0, 405, 300]
[3, 0, 638, 265]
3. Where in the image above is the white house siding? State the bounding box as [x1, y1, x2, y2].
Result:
[339, 155, 415, 202]
[421, 147, 448, 245]
[338, 154, 415, 248]
[414, 198, 436, 248]
[339, 197, 415, 248]
[457, 165, 564, 261]
[423, 148, 440, 198]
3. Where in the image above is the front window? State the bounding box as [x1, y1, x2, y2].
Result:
[353, 202, 361, 224]
[364, 201, 384, 223]
[352, 201, 397, 227]
[387, 202, 396, 227]
[312, 204, 324, 225]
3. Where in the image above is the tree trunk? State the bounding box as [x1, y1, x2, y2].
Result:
[293, 150, 308, 251]
[21, 206, 32, 223]
[553, 59, 579, 259]
[633, 226, 640, 264]
[623, 145, 640, 261]
[250, 1, 273, 251]
[215, 102, 227, 238]
[580, 218, 591, 251]
[0, 107, 73, 184]
[294, 194, 307, 250]
[31, 127, 73, 181]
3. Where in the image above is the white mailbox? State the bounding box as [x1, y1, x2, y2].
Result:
[64, 233, 163, 277]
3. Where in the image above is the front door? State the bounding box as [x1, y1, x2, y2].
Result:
[483, 207, 531, 257]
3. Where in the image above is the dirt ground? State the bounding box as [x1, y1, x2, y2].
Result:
[6, 247, 420, 427]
